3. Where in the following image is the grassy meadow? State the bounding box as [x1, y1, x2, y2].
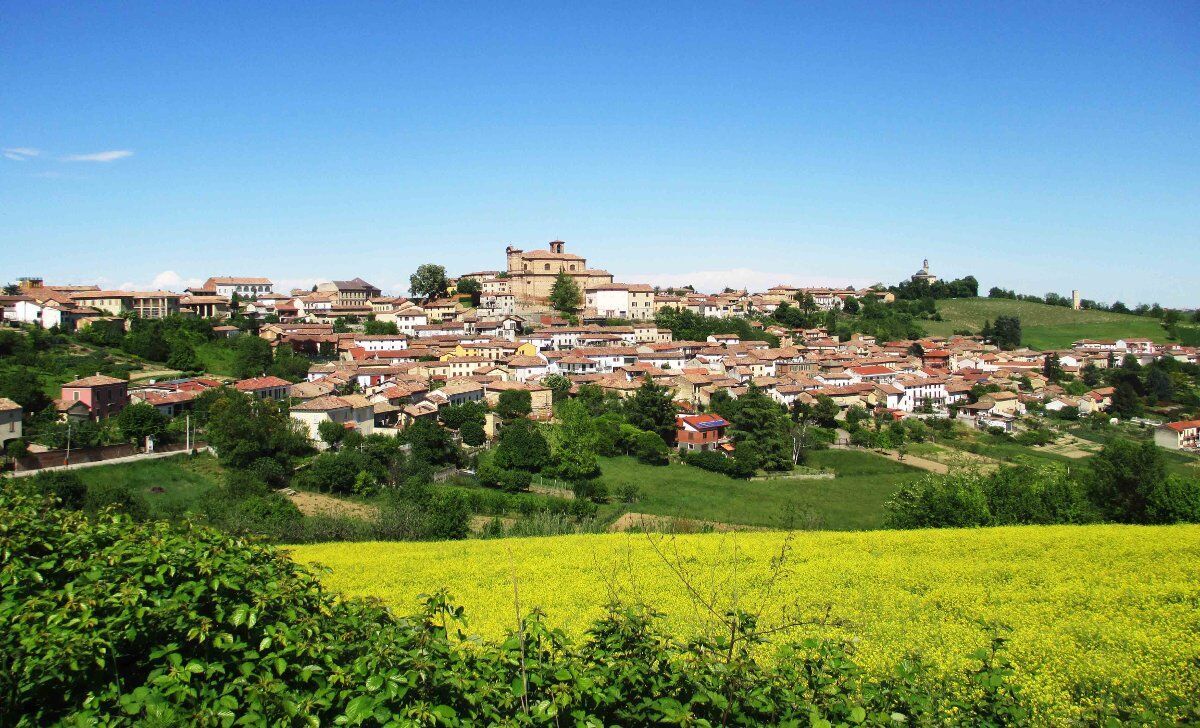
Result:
[924, 297, 1194, 349]
[74, 453, 223, 518]
[598, 450, 923, 530]
[291, 524, 1200, 725]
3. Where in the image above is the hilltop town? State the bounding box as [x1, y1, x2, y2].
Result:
[2, 239, 1198, 471]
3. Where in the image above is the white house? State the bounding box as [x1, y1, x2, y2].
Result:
[0, 398, 22, 448]
[290, 394, 374, 449]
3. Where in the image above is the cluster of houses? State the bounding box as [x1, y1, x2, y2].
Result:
[4, 241, 1199, 456]
[2, 242, 901, 332]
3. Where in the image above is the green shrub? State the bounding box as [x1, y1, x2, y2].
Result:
[460, 420, 486, 446]
[248, 457, 289, 488]
[498, 468, 532, 493]
[616, 483, 641, 504]
[632, 430, 669, 465]
[0, 488, 1120, 726]
[83, 480, 148, 520]
[27, 470, 87, 510]
[572, 479, 609, 503]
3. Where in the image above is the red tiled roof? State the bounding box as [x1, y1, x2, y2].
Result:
[234, 376, 292, 391]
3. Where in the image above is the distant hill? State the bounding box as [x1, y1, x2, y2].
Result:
[924, 297, 1195, 350]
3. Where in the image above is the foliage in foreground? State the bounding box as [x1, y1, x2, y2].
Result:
[0, 489, 1066, 726]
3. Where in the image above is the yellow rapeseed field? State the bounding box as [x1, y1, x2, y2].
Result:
[290, 525, 1200, 725]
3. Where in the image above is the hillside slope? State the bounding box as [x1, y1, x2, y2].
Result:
[291, 525, 1200, 724]
[924, 297, 1188, 349]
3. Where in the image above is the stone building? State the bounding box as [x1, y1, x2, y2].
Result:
[503, 240, 613, 302]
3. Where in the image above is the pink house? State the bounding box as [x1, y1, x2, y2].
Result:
[60, 373, 129, 419]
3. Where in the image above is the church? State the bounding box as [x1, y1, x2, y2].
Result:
[504, 241, 614, 302]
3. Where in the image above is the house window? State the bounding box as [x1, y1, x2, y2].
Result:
[73, 392, 79, 401]
[544, 264, 551, 271]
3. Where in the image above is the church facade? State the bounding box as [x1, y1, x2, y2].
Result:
[504, 241, 614, 302]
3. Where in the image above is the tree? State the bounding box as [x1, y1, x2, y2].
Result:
[1145, 367, 1173, 404]
[201, 389, 310, 469]
[727, 385, 793, 473]
[991, 316, 1022, 350]
[632, 430, 670, 465]
[493, 418, 550, 472]
[496, 389, 532, 419]
[1042, 353, 1065, 383]
[623, 377, 677, 442]
[231, 335, 273, 379]
[167, 343, 201, 372]
[548, 399, 600, 481]
[115, 402, 168, 447]
[438, 402, 486, 431]
[1081, 363, 1102, 387]
[542, 374, 571, 403]
[812, 395, 840, 429]
[270, 347, 312, 382]
[460, 419, 486, 447]
[409, 264, 448, 302]
[1087, 440, 1168, 523]
[0, 368, 51, 413]
[318, 419, 347, 450]
[362, 320, 399, 335]
[549, 272, 582, 316]
[455, 278, 482, 307]
[402, 418, 461, 468]
[841, 296, 860, 315]
[1110, 382, 1141, 419]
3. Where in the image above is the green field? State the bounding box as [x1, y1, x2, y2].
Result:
[195, 341, 238, 376]
[74, 453, 223, 517]
[598, 450, 923, 530]
[291, 524, 1200, 724]
[924, 297, 1192, 349]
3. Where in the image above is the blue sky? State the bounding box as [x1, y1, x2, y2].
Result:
[2, 2, 1197, 305]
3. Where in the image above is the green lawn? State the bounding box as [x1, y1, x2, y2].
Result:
[924, 298, 1195, 350]
[598, 450, 923, 530]
[195, 342, 238, 376]
[75, 453, 224, 518]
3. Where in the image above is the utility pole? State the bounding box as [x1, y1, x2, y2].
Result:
[65, 420, 72, 466]
[185, 413, 191, 452]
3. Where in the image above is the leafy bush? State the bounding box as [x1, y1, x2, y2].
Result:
[460, 419, 486, 446]
[498, 468, 532, 493]
[0, 488, 1055, 725]
[616, 483, 641, 504]
[247, 457, 289, 488]
[682, 449, 731, 474]
[632, 430, 669, 465]
[83, 480, 149, 520]
[26, 470, 88, 510]
[885, 465, 1100, 529]
[572, 479, 609, 503]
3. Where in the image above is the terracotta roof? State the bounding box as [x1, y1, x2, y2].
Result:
[291, 395, 352, 412]
[234, 376, 292, 391]
[0, 397, 21, 411]
[62, 374, 126, 388]
[1163, 420, 1200, 433]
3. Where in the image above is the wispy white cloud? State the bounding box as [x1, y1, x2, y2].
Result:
[60, 149, 134, 163]
[273, 277, 327, 294]
[3, 147, 40, 161]
[116, 270, 204, 292]
[631, 268, 875, 294]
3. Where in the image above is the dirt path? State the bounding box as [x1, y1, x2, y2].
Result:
[528, 483, 574, 499]
[607, 512, 762, 533]
[285, 490, 378, 519]
[469, 515, 518, 532]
